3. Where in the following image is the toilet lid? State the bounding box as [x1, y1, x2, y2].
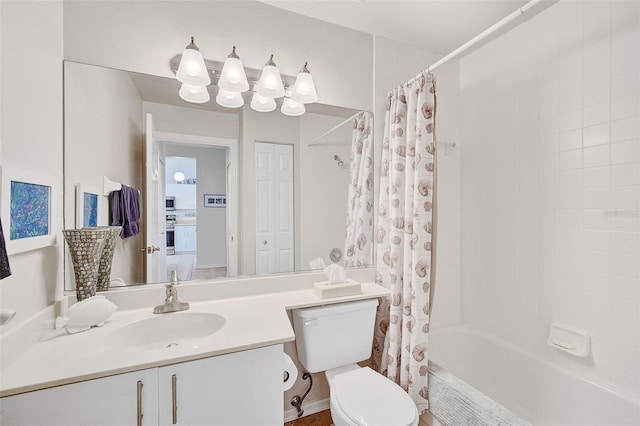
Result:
[333, 367, 417, 426]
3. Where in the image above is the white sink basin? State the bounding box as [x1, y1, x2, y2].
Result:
[104, 312, 226, 351]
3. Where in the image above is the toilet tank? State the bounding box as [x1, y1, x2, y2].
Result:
[293, 299, 378, 373]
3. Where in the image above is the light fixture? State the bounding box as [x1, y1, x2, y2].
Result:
[216, 88, 245, 108]
[250, 88, 277, 112]
[176, 36, 211, 86]
[281, 97, 305, 117]
[291, 62, 318, 103]
[257, 54, 285, 99]
[173, 171, 186, 183]
[218, 46, 249, 93]
[179, 83, 210, 104]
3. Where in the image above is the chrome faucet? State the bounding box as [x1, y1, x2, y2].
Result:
[153, 270, 190, 314]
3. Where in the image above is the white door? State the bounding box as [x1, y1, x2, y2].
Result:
[255, 142, 294, 274]
[144, 113, 164, 283]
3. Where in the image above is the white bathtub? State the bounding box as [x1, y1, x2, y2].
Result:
[428, 325, 640, 426]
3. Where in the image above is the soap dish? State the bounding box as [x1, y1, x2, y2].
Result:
[313, 279, 361, 299]
[547, 322, 591, 357]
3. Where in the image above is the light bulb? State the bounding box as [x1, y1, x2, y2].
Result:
[291, 63, 318, 104]
[173, 171, 185, 183]
[216, 88, 244, 108]
[179, 83, 210, 104]
[281, 97, 305, 117]
[250, 92, 276, 112]
[257, 55, 285, 98]
[218, 46, 249, 93]
[175, 37, 211, 86]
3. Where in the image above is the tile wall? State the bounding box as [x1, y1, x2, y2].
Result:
[460, 0, 639, 395]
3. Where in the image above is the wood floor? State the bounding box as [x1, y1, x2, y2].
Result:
[285, 409, 333, 426]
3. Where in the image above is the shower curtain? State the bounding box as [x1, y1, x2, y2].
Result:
[344, 111, 374, 267]
[373, 73, 436, 414]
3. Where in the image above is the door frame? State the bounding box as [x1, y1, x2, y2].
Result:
[155, 131, 239, 277]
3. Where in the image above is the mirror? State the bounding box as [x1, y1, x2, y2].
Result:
[63, 61, 373, 289]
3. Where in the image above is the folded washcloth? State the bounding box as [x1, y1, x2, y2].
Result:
[110, 184, 140, 239]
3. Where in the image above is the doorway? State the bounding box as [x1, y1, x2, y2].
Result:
[152, 131, 239, 281]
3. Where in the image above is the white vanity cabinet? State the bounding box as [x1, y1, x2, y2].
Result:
[174, 225, 196, 253]
[158, 345, 283, 425]
[0, 368, 158, 426]
[1, 345, 283, 426]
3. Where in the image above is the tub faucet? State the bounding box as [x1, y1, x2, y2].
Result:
[153, 270, 189, 314]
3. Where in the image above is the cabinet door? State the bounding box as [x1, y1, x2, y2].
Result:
[186, 226, 197, 252]
[1, 368, 158, 426]
[158, 345, 283, 426]
[174, 227, 188, 253]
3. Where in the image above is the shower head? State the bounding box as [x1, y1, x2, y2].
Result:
[334, 155, 344, 167]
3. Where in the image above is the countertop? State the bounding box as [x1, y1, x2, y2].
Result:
[0, 282, 389, 397]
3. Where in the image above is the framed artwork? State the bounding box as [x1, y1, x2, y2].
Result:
[204, 194, 227, 208]
[75, 183, 101, 228]
[0, 167, 57, 254]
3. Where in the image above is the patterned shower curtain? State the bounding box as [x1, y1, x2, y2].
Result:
[372, 73, 436, 414]
[344, 111, 374, 267]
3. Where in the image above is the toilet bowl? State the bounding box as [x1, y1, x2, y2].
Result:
[292, 300, 419, 426]
[325, 364, 419, 426]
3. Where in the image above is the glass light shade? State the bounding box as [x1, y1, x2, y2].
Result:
[173, 171, 186, 183]
[291, 72, 318, 103]
[250, 92, 276, 112]
[216, 89, 244, 109]
[257, 65, 285, 98]
[218, 57, 249, 92]
[179, 83, 210, 104]
[176, 49, 211, 86]
[281, 98, 305, 117]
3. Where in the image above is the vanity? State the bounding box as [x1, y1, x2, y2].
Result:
[0, 277, 388, 425]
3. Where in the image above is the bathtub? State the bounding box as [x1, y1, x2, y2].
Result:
[427, 325, 640, 426]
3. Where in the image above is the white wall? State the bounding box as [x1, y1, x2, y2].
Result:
[374, 35, 462, 328]
[64, 61, 144, 286]
[63, 0, 373, 112]
[0, 0, 64, 331]
[144, 102, 239, 140]
[297, 113, 352, 269]
[460, 0, 640, 395]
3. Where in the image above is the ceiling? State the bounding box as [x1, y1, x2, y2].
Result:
[260, 0, 537, 55]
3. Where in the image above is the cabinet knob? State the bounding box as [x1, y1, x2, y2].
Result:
[263, 240, 267, 245]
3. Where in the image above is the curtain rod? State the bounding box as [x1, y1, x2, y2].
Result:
[308, 112, 361, 146]
[403, 0, 543, 86]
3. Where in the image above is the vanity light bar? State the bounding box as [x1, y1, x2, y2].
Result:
[170, 54, 297, 92]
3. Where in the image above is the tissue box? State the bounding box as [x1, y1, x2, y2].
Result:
[313, 279, 362, 299]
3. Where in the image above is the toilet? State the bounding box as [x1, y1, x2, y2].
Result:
[293, 299, 419, 426]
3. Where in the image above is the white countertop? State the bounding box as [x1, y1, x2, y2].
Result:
[0, 282, 389, 397]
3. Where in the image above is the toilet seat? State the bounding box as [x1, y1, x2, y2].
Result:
[331, 367, 418, 426]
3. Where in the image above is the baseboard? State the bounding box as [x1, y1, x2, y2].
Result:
[284, 398, 330, 422]
[195, 263, 226, 269]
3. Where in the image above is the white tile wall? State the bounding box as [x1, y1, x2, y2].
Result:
[460, 0, 640, 396]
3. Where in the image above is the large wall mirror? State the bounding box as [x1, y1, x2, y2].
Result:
[63, 61, 374, 290]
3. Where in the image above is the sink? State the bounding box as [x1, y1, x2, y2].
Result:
[104, 312, 226, 351]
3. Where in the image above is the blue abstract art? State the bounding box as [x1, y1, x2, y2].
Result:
[10, 181, 50, 240]
[83, 192, 98, 227]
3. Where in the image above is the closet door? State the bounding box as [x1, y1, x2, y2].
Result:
[255, 142, 294, 274]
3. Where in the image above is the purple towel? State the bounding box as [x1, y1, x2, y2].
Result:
[110, 184, 140, 239]
[0, 218, 12, 279]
